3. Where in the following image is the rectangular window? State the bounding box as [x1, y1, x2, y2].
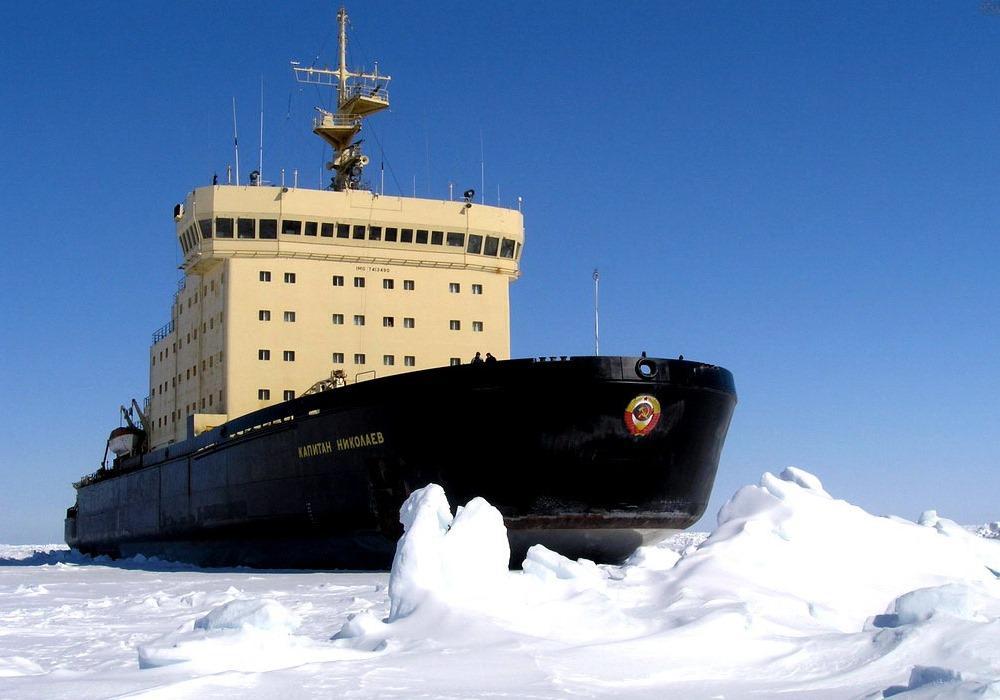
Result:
[354, 277, 365, 288]
[352, 225, 366, 240]
[403, 279, 415, 291]
[383, 316, 394, 327]
[500, 238, 517, 258]
[304, 221, 317, 236]
[259, 309, 271, 321]
[449, 282, 460, 293]
[446, 232, 464, 247]
[215, 217, 234, 238]
[383, 278, 394, 290]
[368, 226, 382, 241]
[284, 311, 296, 322]
[258, 349, 271, 360]
[332, 313, 344, 325]
[238, 218, 256, 238]
[385, 227, 398, 242]
[284, 272, 296, 284]
[258, 389, 270, 400]
[449, 320, 461, 331]
[354, 353, 366, 365]
[353, 315, 365, 326]
[321, 222, 334, 237]
[198, 219, 213, 238]
[404, 355, 415, 367]
[336, 223, 350, 238]
[281, 219, 302, 235]
[259, 270, 271, 282]
[484, 236, 500, 256]
[400, 228, 414, 243]
[467, 234, 483, 254]
[284, 390, 296, 401]
[472, 284, 483, 295]
[415, 229, 428, 244]
[449, 358, 461, 366]
[473, 321, 484, 332]
[332, 352, 344, 364]
[332, 275, 344, 286]
[283, 350, 295, 362]
[403, 317, 415, 328]
[431, 230, 444, 245]
[259, 219, 278, 239]
[383, 355, 395, 366]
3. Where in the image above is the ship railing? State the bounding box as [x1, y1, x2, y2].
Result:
[342, 80, 389, 104]
[151, 320, 175, 345]
[312, 112, 362, 130]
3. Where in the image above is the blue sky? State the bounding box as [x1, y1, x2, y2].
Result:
[1, 2, 998, 543]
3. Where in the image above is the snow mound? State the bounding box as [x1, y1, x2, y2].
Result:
[0, 655, 45, 677]
[388, 484, 509, 621]
[138, 597, 322, 671]
[193, 598, 300, 633]
[688, 468, 1000, 633]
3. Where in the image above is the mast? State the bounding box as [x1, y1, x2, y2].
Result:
[291, 7, 391, 191]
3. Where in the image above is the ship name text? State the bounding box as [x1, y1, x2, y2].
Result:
[298, 441, 334, 459]
[337, 431, 385, 451]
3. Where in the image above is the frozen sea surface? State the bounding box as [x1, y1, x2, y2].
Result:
[1, 468, 998, 699]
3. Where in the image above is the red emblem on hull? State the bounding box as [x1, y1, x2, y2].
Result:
[624, 395, 661, 436]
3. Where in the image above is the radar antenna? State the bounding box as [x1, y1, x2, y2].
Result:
[291, 7, 391, 191]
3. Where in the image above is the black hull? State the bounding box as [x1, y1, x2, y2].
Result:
[66, 356, 736, 568]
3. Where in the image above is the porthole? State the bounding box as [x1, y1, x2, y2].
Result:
[635, 358, 657, 379]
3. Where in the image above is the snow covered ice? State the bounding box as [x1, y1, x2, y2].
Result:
[2, 468, 999, 698]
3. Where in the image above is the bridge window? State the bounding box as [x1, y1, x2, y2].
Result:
[447, 232, 464, 247]
[500, 238, 516, 258]
[484, 236, 499, 256]
[304, 221, 317, 236]
[215, 217, 234, 238]
[198, 219, 212, 239]
[281, 220, 302, 235]
[431, 230, 444, 245]
[369, 226, 382, 241]
[337, 223, 350, 238]
[401, 228, 414, 243]
[352, 225, 366, 240]
[321, 222, 334, 237]
[415, 229, 428, 244]
[259, 219, 277, 239]
[238, 218, 255, 238]
[467, 234, 483, 254]
[385, 227, 398, 242]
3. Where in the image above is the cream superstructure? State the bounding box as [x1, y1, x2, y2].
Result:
[144, 8, 523, 449]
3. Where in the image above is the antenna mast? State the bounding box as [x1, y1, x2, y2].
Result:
[232, 97, 240, 185]
[259, 75, 264, 183]
[291, 7, 391, 191]
[593, 269, 601, 355]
